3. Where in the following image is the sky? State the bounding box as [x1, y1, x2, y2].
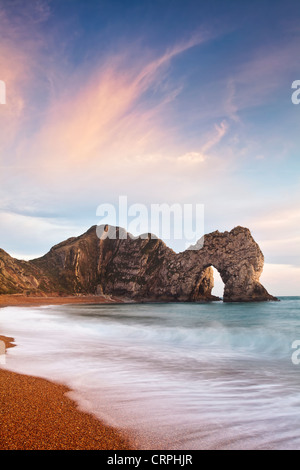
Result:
[0, 0, 299, 296]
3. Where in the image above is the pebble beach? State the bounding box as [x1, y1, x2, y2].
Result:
[0, 335, 134, 450]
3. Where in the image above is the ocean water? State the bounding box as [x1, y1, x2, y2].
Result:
[0, 298, 300, 449]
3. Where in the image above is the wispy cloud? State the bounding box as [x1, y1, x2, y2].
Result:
[0, 1, 52, 154]
[8, 32, 211, 177]
[176, 120, 228, 165]
[224, 41, 300, 119]
[0, 0, 299, 297]
[0, 209, 84, 259]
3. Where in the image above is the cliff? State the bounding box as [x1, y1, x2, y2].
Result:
[0, 225, 277, 302]
[0, 249, 49, 295]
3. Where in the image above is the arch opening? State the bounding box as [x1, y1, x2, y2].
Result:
[211, 266, 225, 299]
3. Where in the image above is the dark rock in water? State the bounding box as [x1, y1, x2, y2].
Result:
[0, 225, 277, 302]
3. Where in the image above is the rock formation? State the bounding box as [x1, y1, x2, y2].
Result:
[0, 249, 49, 295]
[0, 225, 277, 302]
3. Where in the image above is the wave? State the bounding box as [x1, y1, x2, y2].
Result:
[1, 299, 300, 449]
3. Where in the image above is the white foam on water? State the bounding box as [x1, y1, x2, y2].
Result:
[1, 299, 300, 449]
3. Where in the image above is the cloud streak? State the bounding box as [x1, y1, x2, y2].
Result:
[7, 31, 212, 180]
[0, 1, 299, 295]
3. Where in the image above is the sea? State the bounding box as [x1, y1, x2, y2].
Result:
[0, 297, 300, 450]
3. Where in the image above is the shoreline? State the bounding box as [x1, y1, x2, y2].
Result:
[0, 335, 135, 450]
[0, 294, 124, 308]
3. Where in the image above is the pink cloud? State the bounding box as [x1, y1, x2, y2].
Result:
[12, 33, 210, 176]
[0, 1, 51, 155]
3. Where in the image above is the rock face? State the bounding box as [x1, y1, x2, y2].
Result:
[0, 225, 277, 302]
[0, 249, 48, 295]
[183, 226, 276, 302]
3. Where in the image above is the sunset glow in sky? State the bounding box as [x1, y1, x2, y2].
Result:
[0, 0, 300, 295]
